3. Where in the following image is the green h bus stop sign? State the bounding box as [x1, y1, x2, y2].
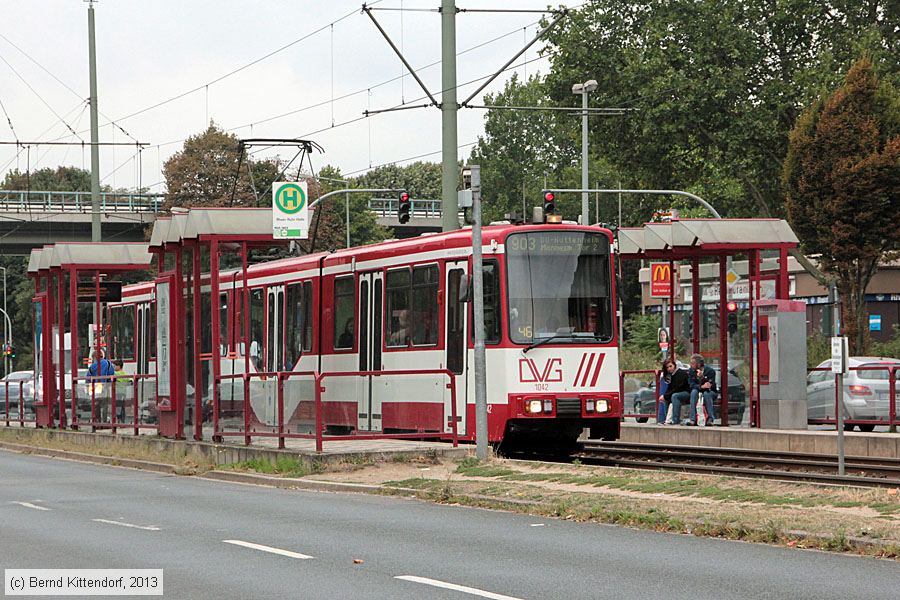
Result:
[272, 181, 309, 239]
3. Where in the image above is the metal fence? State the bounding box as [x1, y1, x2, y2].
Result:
[806, 364, 899, 430]
[2, 380, 34, 426]
[0, 190, 164, 213]
[71, 373, 159, 433]
[214, 368, 458, 451]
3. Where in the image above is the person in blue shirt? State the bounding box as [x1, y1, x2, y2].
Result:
[687, 353, 718, 426]
[87, 350, 115, 382]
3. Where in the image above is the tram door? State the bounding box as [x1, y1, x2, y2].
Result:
[445, 262, 468, 435]
[357, 271, 383, 432]
[135, 302, 153, 410]
[260, 286, 284, 426]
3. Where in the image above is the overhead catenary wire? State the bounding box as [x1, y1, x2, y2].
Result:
[0, 50, 82, 141]
[0, 96, 18, 140]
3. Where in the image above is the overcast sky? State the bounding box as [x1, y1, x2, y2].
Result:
[0, 1, 570, 193]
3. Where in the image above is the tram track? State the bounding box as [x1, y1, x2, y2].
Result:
[562, 441, 900, 488]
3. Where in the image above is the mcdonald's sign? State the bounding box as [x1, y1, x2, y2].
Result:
[650, 262, 674, 298]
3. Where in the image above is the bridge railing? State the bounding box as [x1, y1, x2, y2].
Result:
[0, 190, 165, 213]
[368, 198, 445, 218]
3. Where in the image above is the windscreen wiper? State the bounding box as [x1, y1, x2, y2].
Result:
[523, 333, 576, 354]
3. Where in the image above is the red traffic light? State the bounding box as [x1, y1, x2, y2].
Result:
[544, 192, 555, 202]
[399, 192, 410, 203]
[726, 301, 738, 312]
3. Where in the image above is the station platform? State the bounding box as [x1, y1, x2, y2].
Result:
[619, 422, 900, 459]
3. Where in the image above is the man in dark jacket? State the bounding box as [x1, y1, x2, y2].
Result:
[662, 359, 691, 424]
[687, 354, 718, 426]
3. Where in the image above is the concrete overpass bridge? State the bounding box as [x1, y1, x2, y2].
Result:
[0, 191, 445, 255]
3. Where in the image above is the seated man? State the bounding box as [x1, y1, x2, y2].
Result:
[662, 359, 691, 424]
[687, 354, 717, 426]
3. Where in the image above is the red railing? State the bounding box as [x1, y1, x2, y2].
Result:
[71, 373, 158, 433]
[806, 364, 899, 430]
[620, 369, 661, 421]
[214, 368, 458, 452]
[2, 380, 33, 427]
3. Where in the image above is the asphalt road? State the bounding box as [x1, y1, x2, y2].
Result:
[0, 450, 897, 599]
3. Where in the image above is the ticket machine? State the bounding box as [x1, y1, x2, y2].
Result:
[757, 299, 808, 429]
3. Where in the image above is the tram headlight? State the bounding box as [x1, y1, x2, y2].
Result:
[595, 399, 609, 413]
[525, 399, 543, 414]
[585, 399, 594, 413]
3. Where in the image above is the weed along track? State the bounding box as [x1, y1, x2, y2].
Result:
[569, 442, 900, 488]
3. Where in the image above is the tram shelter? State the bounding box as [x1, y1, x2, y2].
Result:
[147, 207, 288, 441]
[617, 218, 799, 426]
[27, 242, 153, 430]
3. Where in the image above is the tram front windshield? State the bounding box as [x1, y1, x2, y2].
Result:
[506, 231, 614, 344]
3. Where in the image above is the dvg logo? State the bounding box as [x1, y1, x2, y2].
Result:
[519, 357, 563, 383]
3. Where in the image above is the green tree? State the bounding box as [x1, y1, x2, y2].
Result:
[163, 123, 281, 210]
[783, 57, 899, 353]
[541, 0, 897, 220]
[1, 166, 94, 192]
[316, 165, 390, 248]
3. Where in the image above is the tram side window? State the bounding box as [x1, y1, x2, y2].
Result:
[467, 261, 501, 345]
[110, 305, 135, 361]
[333, 276, 355, 350]
[201, 292, 212, 355]
[386, 269, 411, 347]
[482, 261, 501, 344]
[411, 265, 439, 346]
[249, 288, 265, 370]
[219, 293, 228, 353]
[286, 281, 313, 367]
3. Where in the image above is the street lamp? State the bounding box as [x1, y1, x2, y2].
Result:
[316, 176, 351, 248]
[572, 79, 598, 226]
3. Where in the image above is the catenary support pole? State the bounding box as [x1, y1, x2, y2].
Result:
[470, 166, 488, 459]
[441, 0, 459, 232]
[88, 1, 101, 242]
[580, 91, 589, 225]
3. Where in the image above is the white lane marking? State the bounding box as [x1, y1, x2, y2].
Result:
[529, 523, 545, 527]
[222, 539, 313, 559]
[395, 575, 523, 600]
[92, 518, 160, 531]
[11, 501, 50, 511]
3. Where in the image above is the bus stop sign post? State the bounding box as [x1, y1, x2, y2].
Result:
[831, 336, 848, 476]
[466, 165, 489, 460]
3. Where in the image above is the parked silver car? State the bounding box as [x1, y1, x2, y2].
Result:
[806, 357, 900, 431]
[1, 371, 35, 418]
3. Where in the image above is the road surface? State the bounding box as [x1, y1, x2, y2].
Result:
[0, 450, 896, 599]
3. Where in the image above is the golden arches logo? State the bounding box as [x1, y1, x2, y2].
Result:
[651, 264, 671, 282]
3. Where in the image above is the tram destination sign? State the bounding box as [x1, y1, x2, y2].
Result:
[272, 181, 309, 239]
[506, 232, 608, 255]
[76, 281, 122, 303]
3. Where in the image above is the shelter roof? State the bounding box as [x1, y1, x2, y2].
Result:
[618, 219, 798, 257]
[149, 207, 276, 249]
[28, 243, 152, 272]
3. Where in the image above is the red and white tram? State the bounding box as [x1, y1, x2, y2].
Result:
[109, 222, 621, 452]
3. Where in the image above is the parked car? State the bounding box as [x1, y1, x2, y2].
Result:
[631, 364, 747, 424]
[806, 357, 900, 431]
[1, 371, 35, 418]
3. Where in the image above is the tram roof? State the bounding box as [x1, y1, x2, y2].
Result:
[617, 219, 798, 257]
[27, 243, 152, 273]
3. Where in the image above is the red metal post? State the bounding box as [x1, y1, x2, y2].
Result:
[111, 371, 117, 433]
[242, 242, 251, 446]
[277, 373, 285, 449]
[18, 382, 23, 426]
[719, 256, 729, 426]
[133, 376, 139, 436]
[210, 240, 221, 442]
[691, 258, 700, 354]
[4, 381, 8, 425]
[57, 270, 67, 428]
[173, 246, 185, 440]
[315, 374, 324, 453]
[747, 250, 757, 427]
[668, 260, 676, 360]
[777, 247, 790, 300]
[93, 270, 101, 431]
[191, 241, 202, 441]
[449, 370, 458, 447]
[69, 268, 79, 428]
[890, 366, 897, 430]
